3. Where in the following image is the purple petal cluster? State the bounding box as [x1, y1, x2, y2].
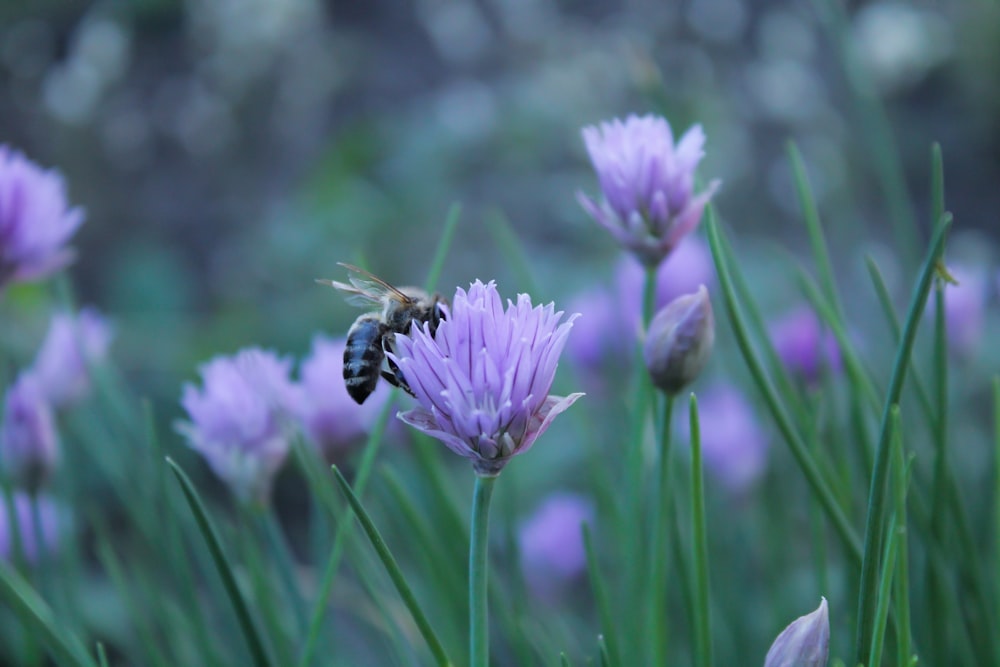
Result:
[518, 493, 594, 597]
[0, 146, 85, 289]
[31, 307, 114, 407]
[1, 373, 60, 490]
[939, 265, 988, 356]
[179, 348, 298, 504]
[764, 598, 830, 667]
[389, 280, 583, 476]
[578, 114, 719, 266]
[296, 335, 388, 457]
[770, 307, 842, 384]
[0, 492, 62, 564]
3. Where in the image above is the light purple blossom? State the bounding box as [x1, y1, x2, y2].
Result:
[389, 280, 583, 476]
[769, 307, 842, 384]
[764, 598, 830, 667]
[0, 146, 85, 289]
[297, 335, 388, 457]
[680, 384, 768, 494]
[518, 493, 594, 597]
[179, 348, 299, 504]
[1, 373, 60, 490]
[31, 307, 114, 407]
[0, 492, 62, 564]
[936, 265, 988, 356]
[578, 114, 720, 266]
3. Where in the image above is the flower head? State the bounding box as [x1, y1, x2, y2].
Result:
[0, 492, 62, 564]
[770, 307, 841, 384]
[0, 146, 85, 289]
[578, 114, 719, 266]
[178, 348, 298, 505]
[518, 493, 594, 597]
[644, 285, 715, 395]
[296, 335, 389, 457]
[1, 373, 60, 490]
[764, 598, 830, 667]
[31, 307, 114, 407]
[389, 280, 583, 476]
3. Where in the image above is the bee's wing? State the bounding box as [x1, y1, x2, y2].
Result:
[316, 278, 382, 307]
[317, 263, 412, 308]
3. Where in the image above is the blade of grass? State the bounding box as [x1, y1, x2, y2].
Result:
[689, 394, 713, 667]
[166, 458, 273, 667]
[583, 525, 620, 667]
[853, 212, 952, 665]
[423, 203, 462, 294]
[868, 512, 900, 667]
[330, 465, 453, 667]
[706, 209, 862, 561]
[891, 411, 914, 667]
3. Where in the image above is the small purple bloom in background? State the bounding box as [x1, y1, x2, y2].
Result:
[578, 114, 720, 266]
[0, 146, 85, 289]
[31, 307, 114, 408]
[1, 373, 60, 491]
[390, 280, 583, 477]
[0, 492, 62, 564]
[178, 348, 298, 505]
[764, 597, 830, 667]
[936, 265, 988, 356]
[297, 335, 388, 458]
[770, 307, 841, 384]
[518, 493, 594, 598]
[679, 384, 768, 495]
[618, 236, 717, 323]
[644, 286, 715, 395]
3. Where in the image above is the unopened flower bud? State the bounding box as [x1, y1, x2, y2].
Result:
[764, 597, 830, 667]
[643, 285, 714, 395]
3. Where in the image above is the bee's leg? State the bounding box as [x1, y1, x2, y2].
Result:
[381, 361, 416, 398]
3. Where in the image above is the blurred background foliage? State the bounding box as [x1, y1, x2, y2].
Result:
[2, 0, 1000, 665]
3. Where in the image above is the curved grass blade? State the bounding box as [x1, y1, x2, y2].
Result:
[0, 563, 97, 667]
[330, 466, 453, 667]
[424, 202, 462, 293]
[583, 525, 621, 667]
[166, 458, 273, 667]
[688, 394, 713, 667]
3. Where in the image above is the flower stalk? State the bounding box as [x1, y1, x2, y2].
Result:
[469, 474, 497, 667]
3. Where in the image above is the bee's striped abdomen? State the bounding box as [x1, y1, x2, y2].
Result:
[344, 316, 387, 404]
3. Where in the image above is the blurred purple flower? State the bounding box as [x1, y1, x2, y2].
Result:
[389, 280, 583, 476]
[31, 307, 114, 407]
[179, 348, 298, 505]
[0, 492, 62, 564]
[518, 493, 594, 597]
[935, 265, 988, 356]
[764, 598, 830, 667]
[680, 384, 768, 494]
[1, 373, 59, 490]
[297, 335, 389, 457]
[0, 146, 85, 289]
[769, 307, 841, 384]
[578, 114, 720, 266]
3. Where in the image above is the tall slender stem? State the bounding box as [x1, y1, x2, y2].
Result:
[470, 474, 497, 667]
[650, 394, 675, 665]
[689, 394, 712, 667]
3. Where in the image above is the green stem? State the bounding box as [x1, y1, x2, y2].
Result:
[650, 394, 675, 666]
[470, 475, 498, 667]
[689, 394, 712, 667]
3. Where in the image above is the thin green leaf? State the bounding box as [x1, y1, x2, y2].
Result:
[424, 202, 462, 293]
[96, 643, 110, 667]
[689, 394, 713, 667]
[330, 466, 454, 667]
[166, 458, 273, 667]
[583, 525, 621, 667]
[560, 652, 571, 667]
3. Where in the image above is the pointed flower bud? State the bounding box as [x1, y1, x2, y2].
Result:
[178, 348, 299, 506]
[764, 597, 830, 667]
[0, 146, 85, 289]
[644, 285, 714, 395]
[389, 280, 584, 477]
[31, 307, 114, 408]
[1, 373, 60, 491]
[577, 114, 720, 266]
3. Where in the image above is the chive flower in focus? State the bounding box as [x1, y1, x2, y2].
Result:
[578, 114, 719, 266]
[644, 285, 714, 395]
[0, 492, 62, 564]
[389, 280, 583, 477]
[0, 146, 85, 289]
[178, 348, 299, 505]
[0, 373, 60, 491]
[31, 307, 114, 408]
[764, 597, 830, 667]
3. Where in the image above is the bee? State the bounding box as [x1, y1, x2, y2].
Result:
[321, 263, 447, 404]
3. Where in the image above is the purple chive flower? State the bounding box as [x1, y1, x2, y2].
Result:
[1, 373, 60, 490]
[936, 265, 988, 356]
[0, 146, 85, 289]
[578, 114, 720, 266]
[764, 598, 830, 667]
[389, 280, 583, 476]
[179, 348, 299, 505]
[31, 307, 114, 408]
[770, 307, 842, 384]
[0, 492, 62, 564]
[297, 335, 389, 458]
[680, 384, 768, 494]
[518, 493, 594, 597]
